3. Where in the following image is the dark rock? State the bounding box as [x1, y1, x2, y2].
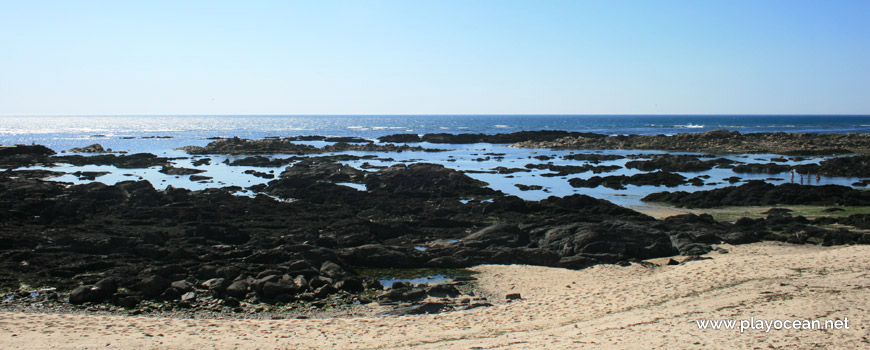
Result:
[179, 137, 441, 155]
[170, 280, 194, 293]
[512, 129, 865, 155]
[761, 208, 792, 215]
[160, 287, 182, 300]
[394, 302, 448, 315]
[562, 153, 625, 162]
[568, 171, 687, 190]
[52, 153, 171, 168]
[313, 284, 337, 298]
[93, 278, 118, 300]
[308, 276, 334, 290]
[262, 279, 301, 299]
[225, 280, 249, 298]
[642, 181, 870, 208]
[796, 155, 870, 178]
[732, 163, 790, 174]
[364, 163, 498, 199]
[625, 155, 734, 172]
[426, 284, 461, 298]
[505, 293, 522, 301]
[339, 244, 419, 268]
[201, 278, 228, 293]
[319, 261, 346, 278]
[244, 169, 274, 179]
[159, 165, 205, 175]
[140, 275, 171, 298]
[380, 130, 604, 144]
[515, 184, 543, 191]
[66, 144, 110, 153]
[335, 277, 365, 293]
[114, 295, 140, 309]
[69, 285, 99, 304]
[462, 223, 528, 248]
[377, 287, 427, 302]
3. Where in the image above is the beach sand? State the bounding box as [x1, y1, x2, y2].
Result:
[1, 242, 867, 349]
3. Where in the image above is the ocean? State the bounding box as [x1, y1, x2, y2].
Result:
[2, 115, 870, 152]
[3, 115, 869, 208]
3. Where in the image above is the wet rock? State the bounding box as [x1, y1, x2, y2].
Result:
[140, 275, 171, 298]
[227, 156, 295, 167]
[761, 208, 792, 215]
[625, 155, 734, 172]
[52, 153, 172, 168]
[280, 161, 364, 182]
[377, 287, 427, 302]
[562, 153, 625, 162]
[308, 276, 333, 290]
[394, 302, 448, 315]
[113, 295, 140, 309]
[732, 163, 790, 174]
[335, 277, 365, 293]
[0, 145, 56, 168]
[66, 144, 110, 153]
[568, 171, 687, 190]
[339, 244, 419, 268]
[72, 171, 109, 180]
[380, 130, 604, 144]
[244, 169, 274, 179]
[179, 137, 441, 155]
[462, 223, 528, 248]
[93, 278, 118, 299]
[201, 278, 228, 293]
[794, 155, 870, 178]
[159, 165, 205, 175]
[262, 279, 300, 299]
[365, 163, 498, 199]
[313, 284, 337, 298]
[170, 280, 194, 293]
[224, 280, 249, 299]
[319, 261, 346, 278]
[69, 285, 100, 304]
[724, 176, 742, 184]
[512, 130, 867, 155]
[642, 180, 870, 208]
[190, 225, 250, 245]
[515, 184, 543, 191]
[426, 284, 461, 298]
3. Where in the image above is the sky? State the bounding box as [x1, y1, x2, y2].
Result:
[1, 0, 869, 115]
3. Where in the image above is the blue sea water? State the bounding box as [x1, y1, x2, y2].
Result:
[3, 115, 869, 209]
[2, 115, 869, 152]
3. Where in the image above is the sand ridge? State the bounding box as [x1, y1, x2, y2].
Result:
[1, 242, 867, 349]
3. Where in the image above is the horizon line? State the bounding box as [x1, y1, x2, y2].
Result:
[3, 113, 870, 117]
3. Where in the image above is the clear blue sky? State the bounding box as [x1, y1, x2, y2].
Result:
[1, 0, 869, 115]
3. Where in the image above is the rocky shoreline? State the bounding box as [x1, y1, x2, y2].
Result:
[2, 132, 870, 317]
[510, 129, 870, 155]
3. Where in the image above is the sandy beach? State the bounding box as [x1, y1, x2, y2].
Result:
[2, 242, 866, 349]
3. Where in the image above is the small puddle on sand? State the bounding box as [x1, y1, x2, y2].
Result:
[379, 274, 451, 289]
[355, 268, 479, 289]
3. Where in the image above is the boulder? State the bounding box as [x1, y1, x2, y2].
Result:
[139, 275, 171, 298]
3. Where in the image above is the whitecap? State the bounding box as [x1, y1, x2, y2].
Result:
[675, 124, 704, 128]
